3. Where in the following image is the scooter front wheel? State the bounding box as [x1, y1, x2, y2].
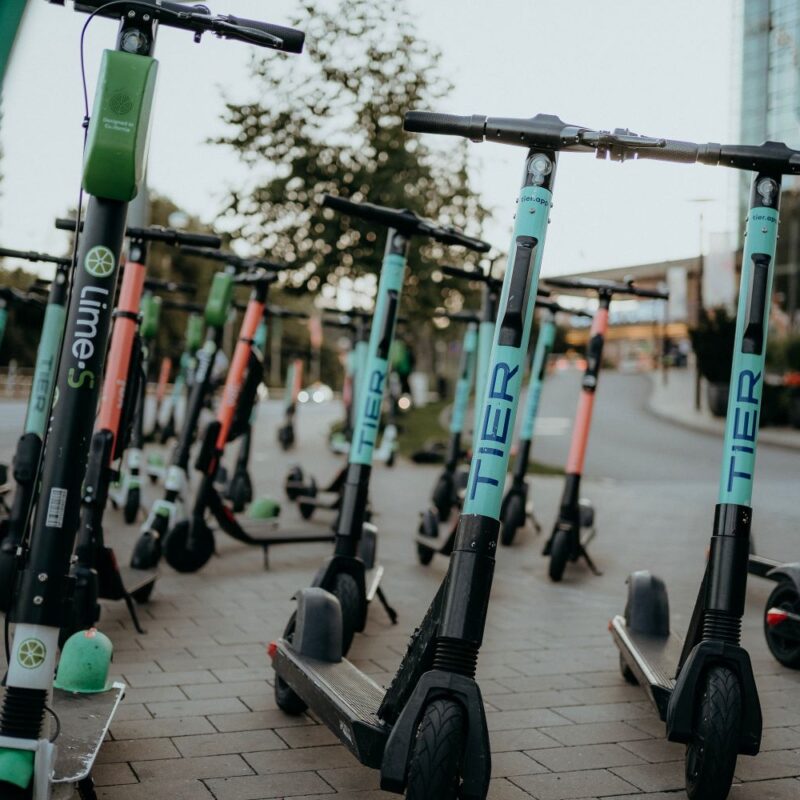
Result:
[684, 665, 741, 800]
[274, 613, 308, 715]
[163, 519, 215, 573]
[124, 487, 140, 525]
[131, 529, 162, 570]
[500, 493, 525, 547]
[548, 528, 571, 582]
[406, 698, 465, 800]
[764, 581, 800, 669]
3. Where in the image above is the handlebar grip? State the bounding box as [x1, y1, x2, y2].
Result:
[404, 111, 486, 141]
[434, 228, 491, 253]
[630, 287, 670, 300]
[175, 232, 222, 248]
[55, 217, 78, 232]
[634, 138, 699, 164]
[442, 265, 485, 282]
[219, 16, 305, 53]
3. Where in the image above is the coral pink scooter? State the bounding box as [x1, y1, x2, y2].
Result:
[542, 276, 668, 581]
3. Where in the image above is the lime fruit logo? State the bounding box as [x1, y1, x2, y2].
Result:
[84, 246, 115, 278]
[17, 638, 47, 669]
[109, 91, 133, 116]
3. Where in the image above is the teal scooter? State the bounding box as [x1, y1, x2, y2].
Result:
[0, 248, 71, 611]
[499, 299, 592, 547]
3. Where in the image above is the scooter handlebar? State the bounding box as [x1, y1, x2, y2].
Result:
[56, 218, 221, 248]
[0, 247, 72, 267]
[322, 194, 490, 252]
[544, 276, 669, 300]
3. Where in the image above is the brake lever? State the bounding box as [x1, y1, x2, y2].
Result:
[214, 19, 283, 47]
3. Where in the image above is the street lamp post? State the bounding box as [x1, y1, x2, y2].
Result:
[690, 197, 714, 411]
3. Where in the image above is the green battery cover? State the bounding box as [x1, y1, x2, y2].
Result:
[205, 272, 235, 328]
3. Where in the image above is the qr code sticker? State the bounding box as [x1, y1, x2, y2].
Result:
[45, 488, 68, 528]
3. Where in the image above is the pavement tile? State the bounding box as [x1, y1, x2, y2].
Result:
[96, 779, 216, 799]
[511, 768, 638, 799]
[317, 764, 381, 791]
[205, 771, 334, 799]
[173, 728, 286, 757]
[531, 744, 646, 773]
[145, 697, 250, 718]
[734, 749, 800, 781]
[95, 737, 179, 764]
[111, 716, 215, 740]
[487, 727, 562, 752]
[609, 761, 684, 793]
[490, 750, 550, 777]
[132, 753, 253, 780]
[91, 762, 138, 786]
[728, 778, 800, 798]
[486, 708, 572, 731]
[209, 709, 312, 732]
[617, 737, 684, 763]
[275, 723, 340, 748]
[540, 722, 652, 747]
[245, 744, 350, 774]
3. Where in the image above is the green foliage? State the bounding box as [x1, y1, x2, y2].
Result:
[0, 265, 45, 366]
[217, 0, 486, 334]
[689, 306, 736, 384]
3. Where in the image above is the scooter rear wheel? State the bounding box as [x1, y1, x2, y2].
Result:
[500, 493, 525, 547]
[124, 487, 140, 525]
[406, 698, 465, 800]
[163, 519, 215, 573]
[284, 466, 304, 501]
[548, 529, 570, 582]
[274, 613, 309, 715]
[684, 665, 741, 800]
[764, 581, 800, 669]
[298, 479, 318, 520]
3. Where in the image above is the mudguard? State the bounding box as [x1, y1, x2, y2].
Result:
[666, 639, 762, 756]
[312, 555, 368, 631]
[767, 562, 800, 593]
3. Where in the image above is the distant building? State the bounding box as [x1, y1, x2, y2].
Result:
[738, 0, 800, 328]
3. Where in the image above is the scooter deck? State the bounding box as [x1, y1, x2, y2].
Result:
[113, 566, 157, 597]
[0, 682, 125, 785]
[236, 519, 332, 546]
[748, 554, 780, 581]
[273, 641, 387, 767]
[610, 615, 681, 720]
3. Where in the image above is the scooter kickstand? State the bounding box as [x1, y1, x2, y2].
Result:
[78, 774, 98, 800]
[580, 546, 602, 576]
[262, 545, 270, 570]
[375, 586, 398, 624]
[123, 591, 147, 634]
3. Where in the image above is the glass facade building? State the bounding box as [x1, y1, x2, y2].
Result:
[739, 0, 800, 327]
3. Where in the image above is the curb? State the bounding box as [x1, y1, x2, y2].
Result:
[646, 377, 800, 453]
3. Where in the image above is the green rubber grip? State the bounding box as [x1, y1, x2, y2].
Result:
[139, 293, 162, 340]
[205, 272, 234, 328]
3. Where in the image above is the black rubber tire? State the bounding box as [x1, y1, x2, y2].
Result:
[278, 424, 295, 451]
[548, 528, 570, 582]
[619, 653, 638, 685]
[298, 479, 317, 521]
[417, 542, 434, 566]
[331, 572, 360, 656]
[163, 519, 215, 573]
[228, 473, 253, 514]
[432, 474, 454, 521]
[684, 665, 741, 800]
[123, 486, 140, 525]
[764, 581, 800, 669]
[131, 580, 155, 604]
[500, 493, 525, 547]
[285, 466, 304, 501]
[406, 698, 466, 800]
[130, 529, 161, 570]
[274, 612, 309, 715]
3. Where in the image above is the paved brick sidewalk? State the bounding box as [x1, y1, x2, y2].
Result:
[2, 398, 799, 799]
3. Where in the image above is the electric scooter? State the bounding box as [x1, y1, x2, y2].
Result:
[63, 226, 220, 641]
[274, 110, 584, 799]
[0, 248, 70, 605]
[130, 249, 286, 571]
[109, 278, 196, 522]
[542, 275, 668, 581]
[148, 298, 206, 486]
[271, 192, 489, 684]
[162, 270, 318, 572]
[602, 132, 800, 799]
[0, 6, 302, 798]
[500, 299, 593, 547]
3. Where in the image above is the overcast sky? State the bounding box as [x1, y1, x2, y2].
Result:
[0, 0, 748, 278]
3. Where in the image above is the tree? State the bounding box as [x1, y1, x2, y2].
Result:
[218, 0, 487, 365]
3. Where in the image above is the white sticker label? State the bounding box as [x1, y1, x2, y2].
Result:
[45, 487, 68, 528]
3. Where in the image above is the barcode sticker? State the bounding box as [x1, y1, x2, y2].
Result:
[45, 488, 68, 528]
